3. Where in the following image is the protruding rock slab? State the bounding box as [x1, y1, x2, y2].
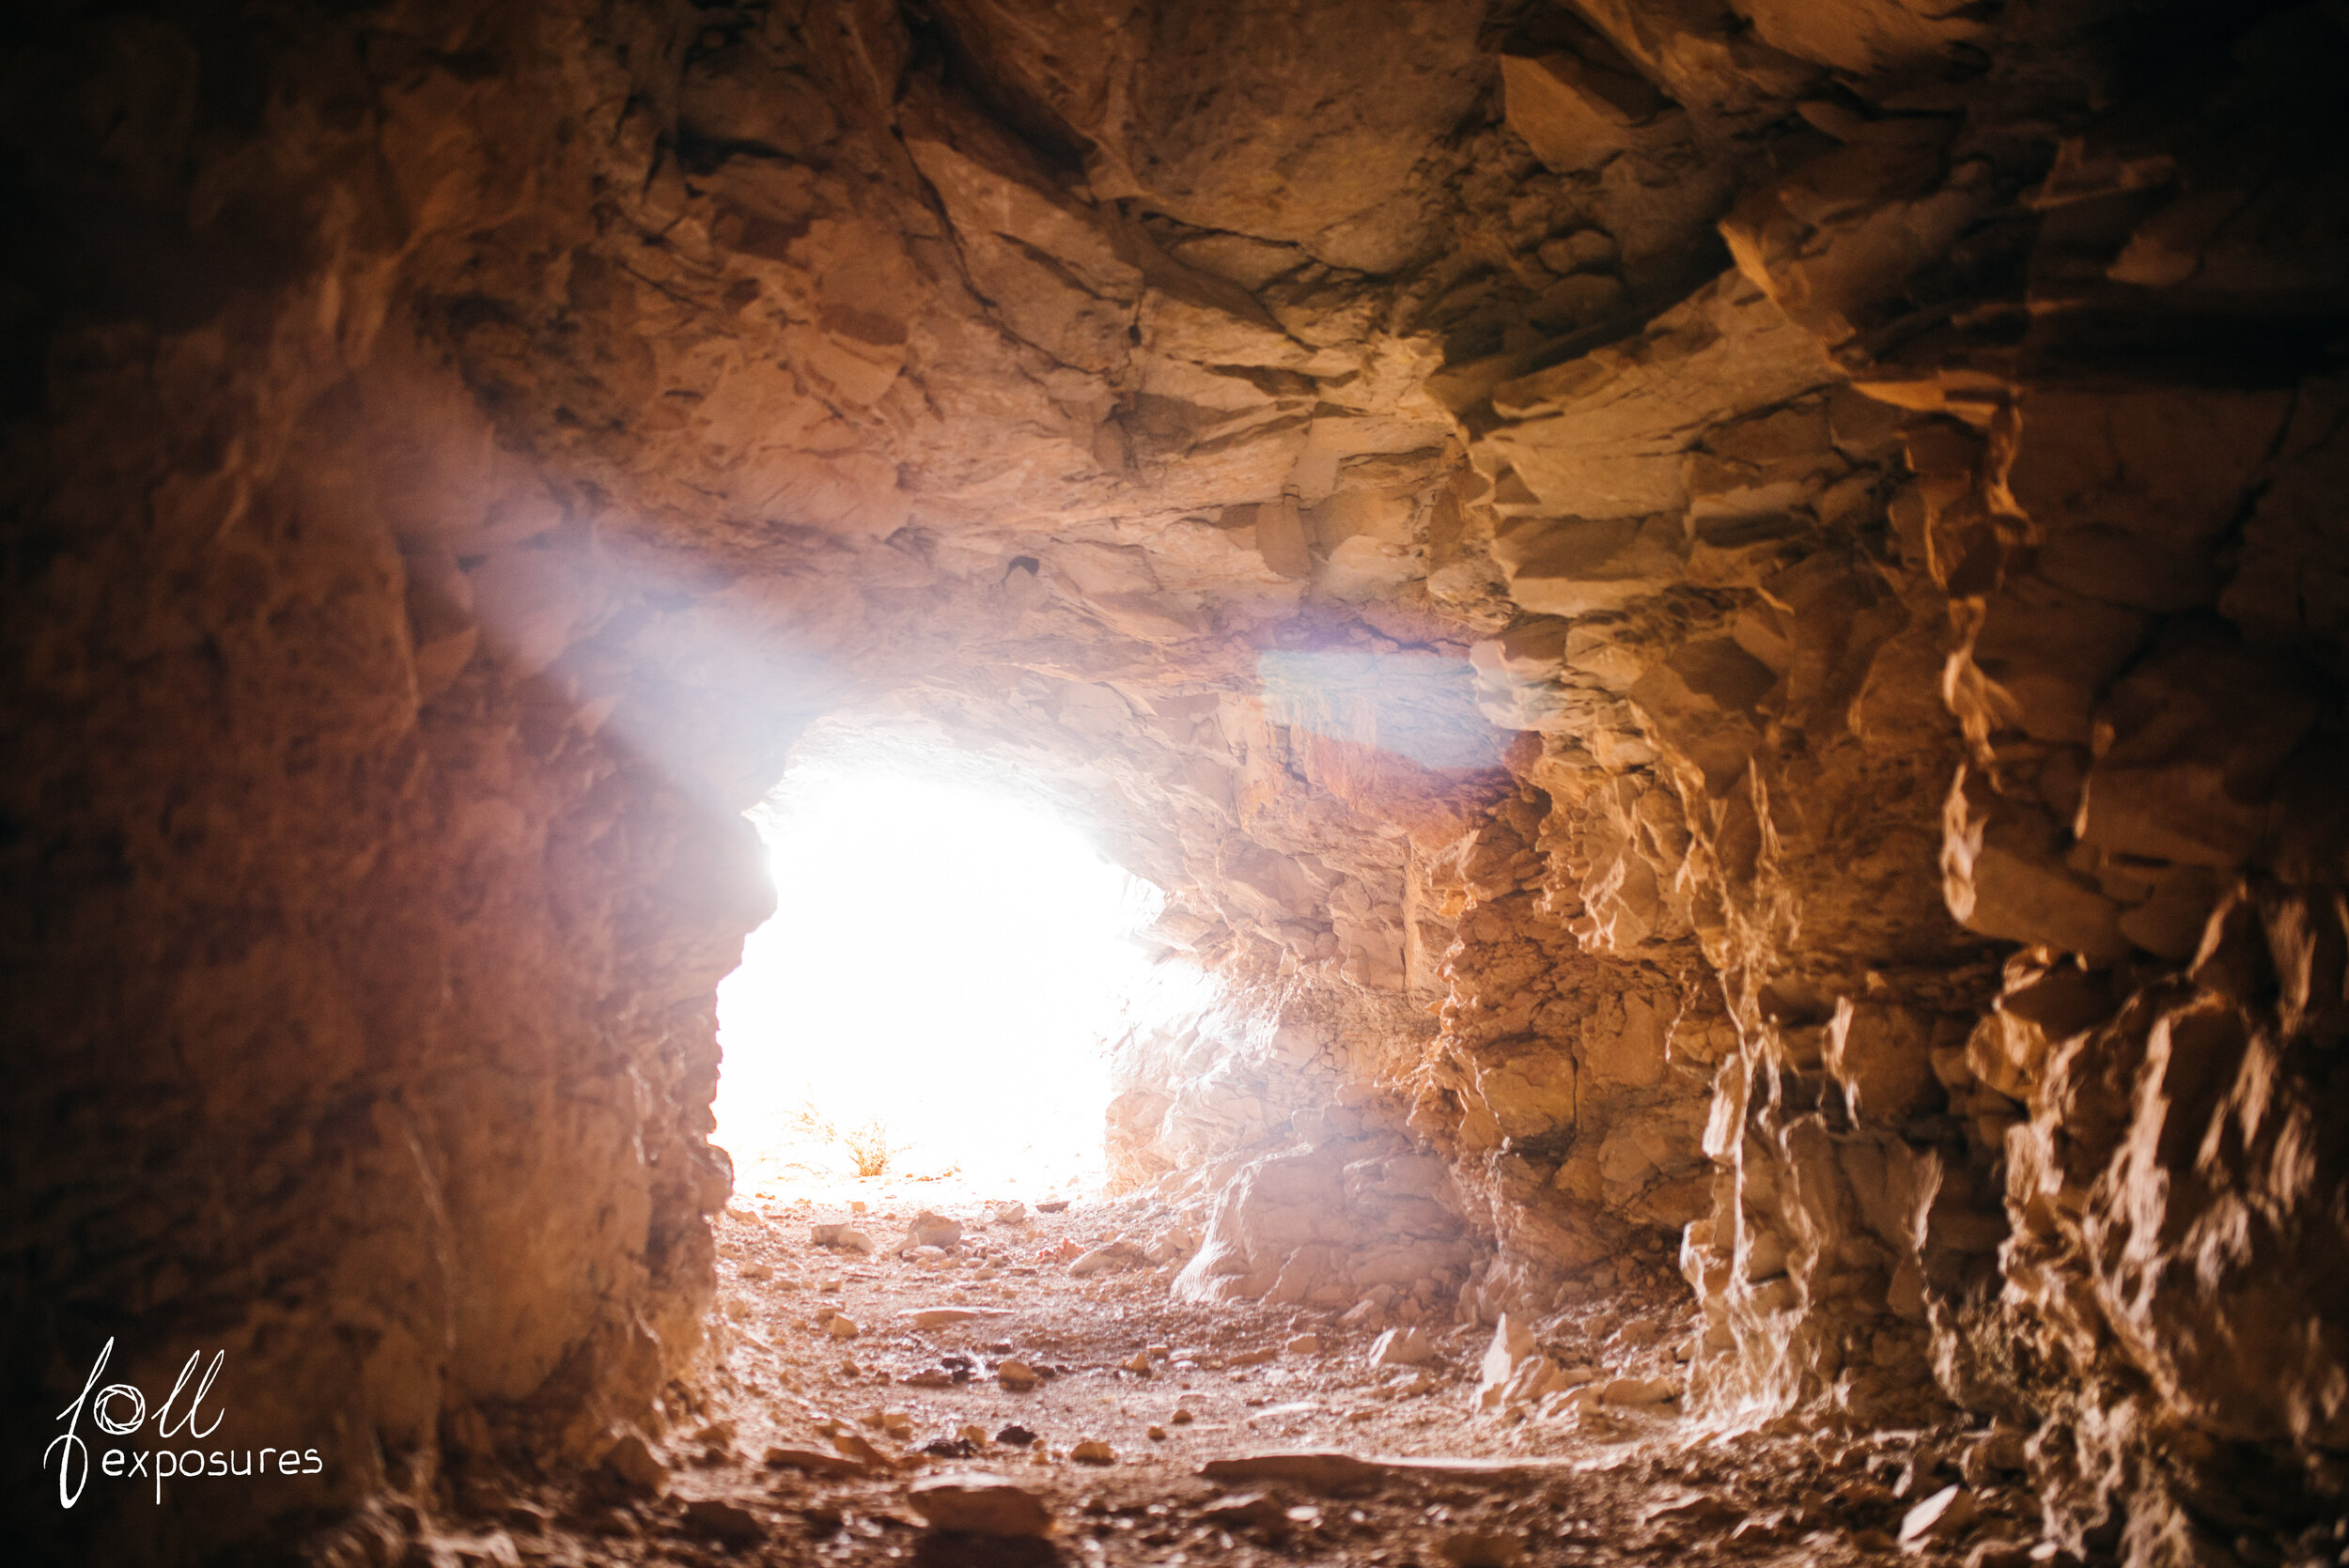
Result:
[908, 1471, 1054, 1537]
[1201, 1451, 1592, 1496]
[899, 1307, 1014, 1329]
[763, 1444, 869, 1477]
[1201, 1452, 1390, 1492]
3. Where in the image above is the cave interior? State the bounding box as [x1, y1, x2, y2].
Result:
[6, 0, 2349, 1564]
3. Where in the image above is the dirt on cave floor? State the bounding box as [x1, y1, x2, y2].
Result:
[421, 1181, 2043, 1568]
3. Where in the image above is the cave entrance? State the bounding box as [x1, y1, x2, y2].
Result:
[713, 722, 1160, 1206]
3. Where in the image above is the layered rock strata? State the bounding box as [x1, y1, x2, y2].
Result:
[4, 1, 2344, 1562]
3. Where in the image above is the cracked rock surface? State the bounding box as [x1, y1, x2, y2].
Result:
[4, 1, 2347, 1564]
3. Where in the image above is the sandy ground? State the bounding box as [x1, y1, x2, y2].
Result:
[416, 1180, 2046, 1567]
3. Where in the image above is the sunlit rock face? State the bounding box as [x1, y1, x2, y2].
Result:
[4, 0, 2346, 1560]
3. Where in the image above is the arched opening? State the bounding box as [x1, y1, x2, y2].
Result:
[12, 0, 2345, 1560]
[713, 722, 1162, 1203]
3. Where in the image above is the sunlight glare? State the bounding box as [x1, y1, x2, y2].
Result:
[714, 745, 1159, 1197]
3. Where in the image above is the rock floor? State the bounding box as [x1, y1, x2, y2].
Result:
[419, 1189, 2047, 1567]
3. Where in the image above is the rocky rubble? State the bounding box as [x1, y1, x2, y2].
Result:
[316, 1190, 2100, 1568]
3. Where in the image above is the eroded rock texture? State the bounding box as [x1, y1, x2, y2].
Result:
[4, 0, 2345, 1560]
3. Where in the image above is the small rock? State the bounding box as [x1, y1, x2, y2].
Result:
[1284, 1333, 1323, 1355]
[1899, 1484, 1981, 1547]
[908, 1471, 1053, 1538]
[1068, 1241, 1143, 1277]
[1171, 1407, 1195, 1424]
[995, 1423, 1037, 1446]
[1069, 1439, 1115, 1466]
[1476, 1314, 1570, 1414]
[990, 1202, 1027, 1225]
[849, 1200, 866, 1213]
[1368, 1327, 1435, 1367]
[1838, 1479, 1899, 1511]
[1537, 228, 1616, 276]
[1203, 1492, 1285, 1528]
[1340, 1298, 1386, 1329]
[1439, 1529, 1528, 1567]
[902, 1307, 1007, 1329]
[680, 1498, 764, 1546]
[1242, 1400, 1320, 1426]
[738, 1262, 773, 1282]
[810, 1224, 874, 1254]
[904, 1210, 964, 1251]
[827, 1314, 862, 1339]
[1229, 1346, 1279, 1367]
[958, 1423, 990, 1447]
[1146, 1425, 1168, 1440]
[996, 1359, 1039, 1390]
[1966, 1428, 2030, 1483]
[599, 1434, 667, 1496]
[1122, 1351, 1155, 1375]
[1036, 1199, 1069, 1213]
[1599, 1375, 1677, 1405]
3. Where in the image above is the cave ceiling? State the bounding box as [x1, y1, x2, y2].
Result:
[5, 0, 2349, 1562]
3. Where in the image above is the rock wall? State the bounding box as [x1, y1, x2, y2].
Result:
[4, 0, 2345, 1561]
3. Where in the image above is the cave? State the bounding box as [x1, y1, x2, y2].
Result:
[5, 1, 2347, 1565]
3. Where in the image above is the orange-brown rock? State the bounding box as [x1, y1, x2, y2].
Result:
[5, 2, 2346, 1563]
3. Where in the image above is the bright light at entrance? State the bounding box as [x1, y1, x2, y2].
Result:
[714, 736, 1160, 1198]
